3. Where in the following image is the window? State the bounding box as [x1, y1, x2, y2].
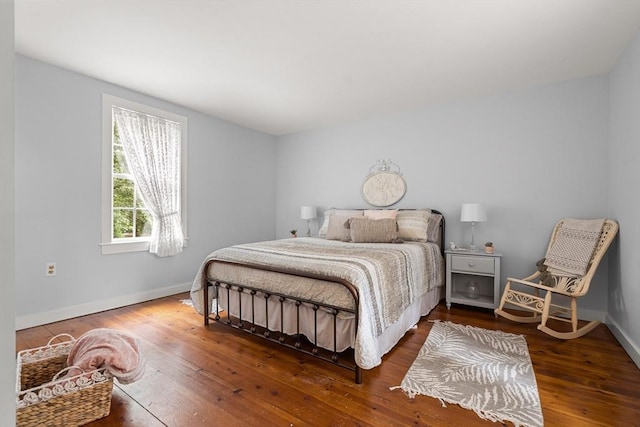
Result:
[112, 123, 153, 240]
[101, 94, 188, 255]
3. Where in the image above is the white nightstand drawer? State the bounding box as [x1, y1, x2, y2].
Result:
[451, 256, 495, 274]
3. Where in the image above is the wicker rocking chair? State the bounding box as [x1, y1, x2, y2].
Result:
[494, 219, 618, 339]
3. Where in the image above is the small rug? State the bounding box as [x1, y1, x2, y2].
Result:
[391, 321, 543, 427]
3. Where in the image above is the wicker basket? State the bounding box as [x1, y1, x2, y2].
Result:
[16, 334, 114, 427]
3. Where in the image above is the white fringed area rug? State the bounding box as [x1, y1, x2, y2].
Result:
[392, 321, 543, 427]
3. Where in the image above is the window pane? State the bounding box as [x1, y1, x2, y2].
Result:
[113, 177, 134, 207]
[136, 209, 153, 237]
[135, 193, 147, 208]
[113, 209, 133, 238]
[113, 144, 129, 174]
[113, 122, 120, 143]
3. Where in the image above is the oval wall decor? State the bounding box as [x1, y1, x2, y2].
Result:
[361, 159, 406, 207]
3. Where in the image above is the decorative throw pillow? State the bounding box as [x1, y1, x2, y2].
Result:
[364, 209, 398, 220]
[396, 209, 430, 242]
[427, 213, 443, 243]
[325, 215, 353, 241]
[318, 209, 363, 238]
[346, 218, 399, 243]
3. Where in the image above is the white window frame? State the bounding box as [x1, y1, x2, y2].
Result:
[101, 94, 188, 255]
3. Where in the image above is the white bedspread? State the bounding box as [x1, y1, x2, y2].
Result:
[190, 237, 444, 369]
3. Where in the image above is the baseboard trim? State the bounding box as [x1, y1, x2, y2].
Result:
[15, 282, 192, 331]
[605, 315, 640, 369]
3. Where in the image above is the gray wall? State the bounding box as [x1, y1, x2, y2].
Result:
[12, 30, 639, 368]
[1, 1, 16, 424]
[276, 75, 611, 318]
[14, 55, 277, 324]
[608, 30, 640, 361]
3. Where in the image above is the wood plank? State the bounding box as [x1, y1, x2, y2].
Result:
[15, 293, 640, 426]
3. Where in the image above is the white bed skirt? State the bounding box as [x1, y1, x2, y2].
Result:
[215, 284, 443, 363]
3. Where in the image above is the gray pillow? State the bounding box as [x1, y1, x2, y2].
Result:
[427, 213, 443, 243]
[346, 218, 399, 243]
[318, 209, 363, 238]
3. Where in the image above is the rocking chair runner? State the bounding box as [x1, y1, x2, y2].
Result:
[495, 218, 618, 339]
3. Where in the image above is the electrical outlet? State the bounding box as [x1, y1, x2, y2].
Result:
[46, 262, 56, 277]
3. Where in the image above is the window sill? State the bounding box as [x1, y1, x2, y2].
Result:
[101, 240, 150, 255]
[101, 238, 189, 255]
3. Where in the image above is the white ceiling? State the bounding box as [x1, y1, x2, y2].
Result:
[15, 0, 640, 136]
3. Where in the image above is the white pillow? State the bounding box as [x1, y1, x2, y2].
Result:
[396, 209, 430, 242]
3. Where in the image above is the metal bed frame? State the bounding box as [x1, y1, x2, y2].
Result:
[203, 262, 363, 382]
[201, 210, 445, 384]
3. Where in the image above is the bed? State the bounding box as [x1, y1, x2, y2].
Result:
[190, 208, 445, 383]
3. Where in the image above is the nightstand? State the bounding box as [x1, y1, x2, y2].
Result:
[445, 250, 502, 310]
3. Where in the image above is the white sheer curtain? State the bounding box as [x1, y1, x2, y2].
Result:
[113, 106, 184, 257]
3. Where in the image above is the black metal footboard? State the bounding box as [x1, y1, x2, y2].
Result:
[202, 260, 362, 384]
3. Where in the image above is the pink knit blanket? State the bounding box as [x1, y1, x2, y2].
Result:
[66, 328, 146, 384]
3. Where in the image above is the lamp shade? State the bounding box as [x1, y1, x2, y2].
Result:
[460, 203, 487, 222]
[300, 206, 317, 220]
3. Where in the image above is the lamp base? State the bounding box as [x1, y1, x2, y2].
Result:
[469, 221, 477, 251]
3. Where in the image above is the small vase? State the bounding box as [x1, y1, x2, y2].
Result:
[485, 246, 494, 254]
[466, 281, 479, 299]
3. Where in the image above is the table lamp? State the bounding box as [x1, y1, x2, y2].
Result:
[300, 206, 317, 237]
[460, 203, 486, 251]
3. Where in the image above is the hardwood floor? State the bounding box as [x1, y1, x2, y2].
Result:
[16, 293, 640, 426]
